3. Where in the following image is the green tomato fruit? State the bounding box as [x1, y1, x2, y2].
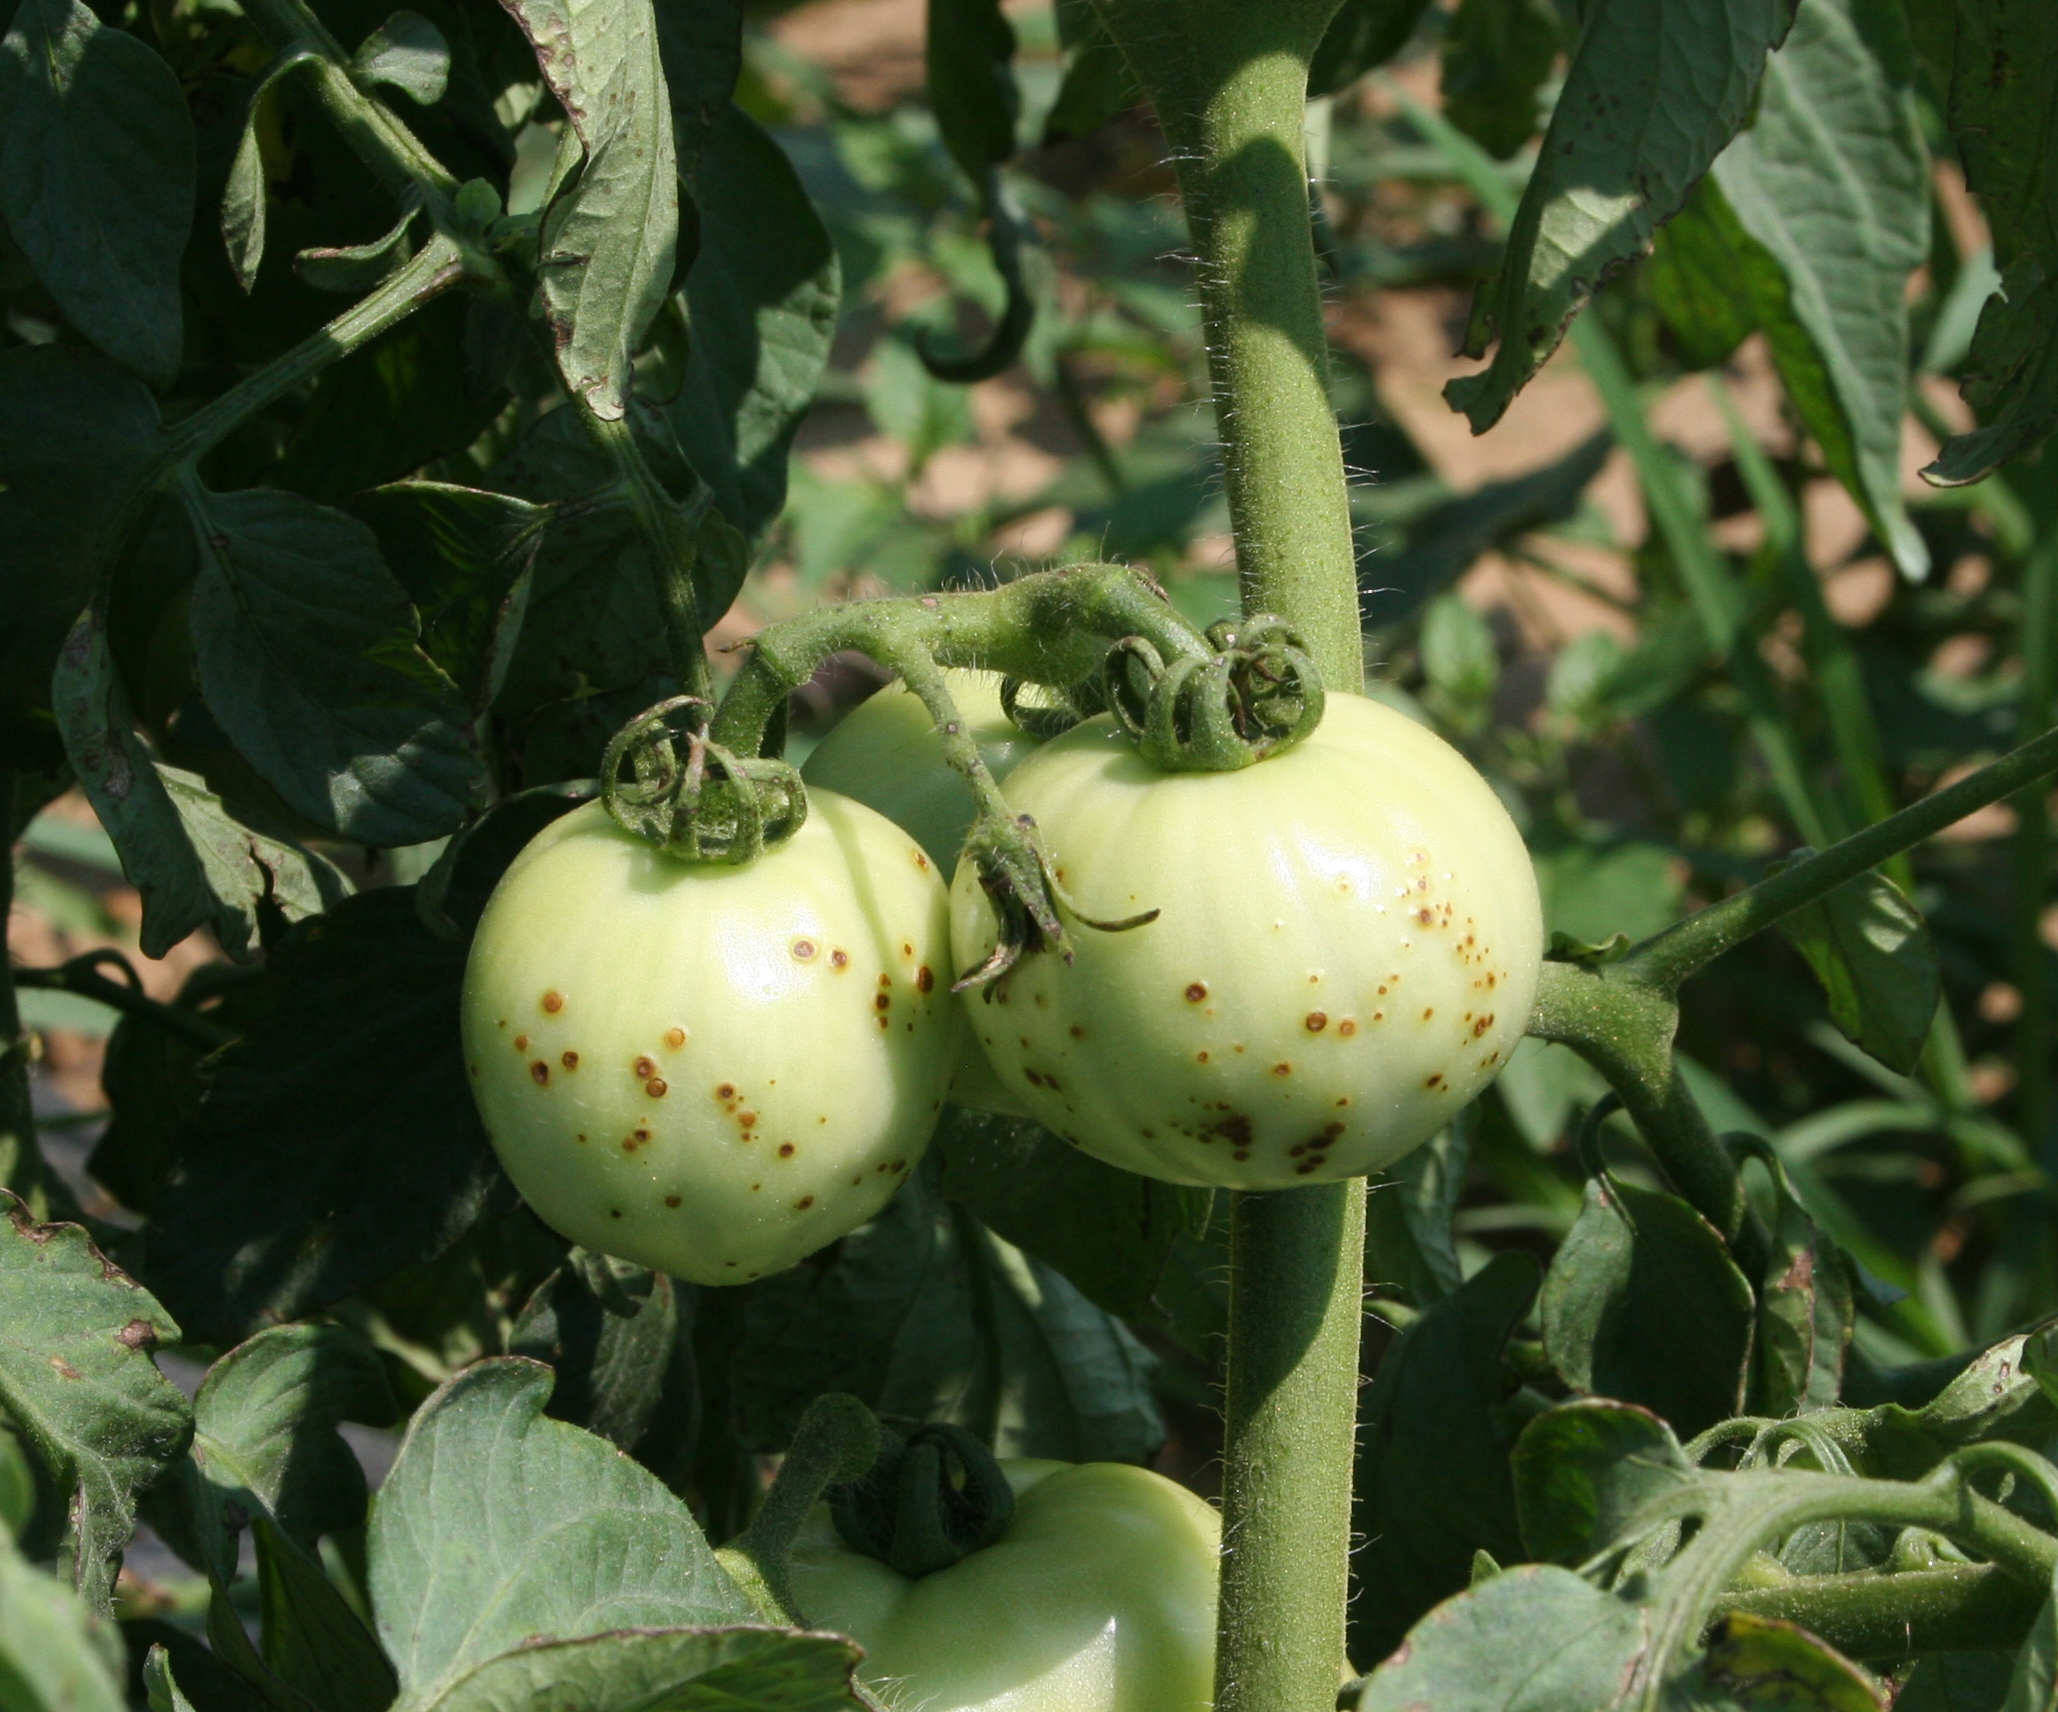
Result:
[801, 671, 1038, 877]
[949, 691, 1544, 1188]
[804, 670, 1037, 1120]
[461, 794, 959, 1284]
[790, 1460, 1218, 1712]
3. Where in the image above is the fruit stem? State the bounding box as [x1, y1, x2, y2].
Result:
[716, 1392, 880, 1627]
[1086, 4, 1367, 1707]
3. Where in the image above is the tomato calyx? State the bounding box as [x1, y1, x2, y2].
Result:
[830, 1422, 1017, 1577]
[1104, 614, 1325, 772]
[953, 809, 1158, 991]
[600, 695, 809, 863]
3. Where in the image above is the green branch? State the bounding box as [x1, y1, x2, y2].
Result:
[11, 956, 236, 1052]
[1716, 1563, 2040, 1664]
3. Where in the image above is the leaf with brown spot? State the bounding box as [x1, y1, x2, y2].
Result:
[0, 1191, 190, 1614]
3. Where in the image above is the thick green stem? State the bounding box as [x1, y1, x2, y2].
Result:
[1717, 1563, 2041, 1663]
[1090, 6, 1364, 1708]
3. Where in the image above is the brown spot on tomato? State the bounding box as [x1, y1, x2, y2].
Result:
[1185, 981, 1208, 1002]
[1305, 1012, 1327, 1032]
[1232, 1148, 1251, 1161]
[738, 1112, 757, 1130]
[610, 1208, 622, 1218]
[530, 1061, 549, 1086]
[891, 1158, 908, 1172]
[796, 1196, 815, 1210]
[1425, 1073, 1444, 1089]
[513, 1034, 530, 1052]
[778, 1142, 796, 1158]
[1338, 1019, 1357, 1037]
[665, 1026, 688, 1048]
[914, 851, 930, 870]
[665, 1194, 681, 1208]
[1321, 1121, 1346, 1140]
[716, 1082, 736, 1101]
[646, 1078, 668, 1098]
[1196, 1050, 1211, 1064]
[830, 948, 850, 970]
[541, 991, 564, 1013]
[1070, 1024, 1085, 1039]
[1296, 1162, 1319, 1175]
[902, 941, 913, 957]
[874, 993, 891, 1011]
[1272, 1062, 1292, 1077]
[468, 1062, 479, 1078]
[576, 1132, 588, 1143]
[916, 966, 935, 992]
[1472, 1013, 1495, 1037]
[791, 937, 819, 962]
[561, 1050, 580, 1070]
[1422, 1007, 1435, 1021]
[634, 1055, 656, 1079]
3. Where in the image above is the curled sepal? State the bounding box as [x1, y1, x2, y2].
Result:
[952, 809, 1157, 991]
[830, 1423, 1017, 1578]
[998, 674, 1085, 740]
[600, 695, 807, 864]
[1104, 615, 1325, 772]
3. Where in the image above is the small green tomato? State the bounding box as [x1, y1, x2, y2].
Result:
[949, 692, 1544, 1188]
[461, 794, 959, 1284]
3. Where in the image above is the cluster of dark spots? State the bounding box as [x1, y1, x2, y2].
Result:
[795, 1196, 815, 1210]
[664, 1194, 681, 1208]
[561, 1050, 580, 1071]
[1185, 981, 1208, 1003]
[778, 1143, 797, 1158]
[1023, 1067, 1062, 1090]
[1425, 1073, 1445, 1090]
[1199, 1112, 1253, 1161]
[530, 1061, 550, 1086]
[542, 991, 564, 1013]
[792, 937, 820, 962]
[1305, 1012, 1327, 1032]
[1470, 1013, 1496, 1038]
[665, 1026, 688, 1048]
[622, 1125, 653, 1152]
[1289, 1122, 1348, 1173]
[1481, 1049, 1502, 1069]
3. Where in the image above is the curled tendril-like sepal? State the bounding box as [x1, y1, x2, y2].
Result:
[952, 811, 1158, 992]
[1103, 615, 1324, 772]
[600, 695, 808, 864]
[998, 675, 1086, 740]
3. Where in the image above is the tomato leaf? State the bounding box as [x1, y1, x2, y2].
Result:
[1709, 0, 1931, 580]
[1730, 1134, 1855, 1417]
[0, 1192, 190, 1613]
[52, 611, 351, 961]
[141, 888, 499, 1344]
[1350, 1250, 1537, 1664]
[0, 0, 194, 384]
[415, 1628, 865, 1712]
[500, 0, 677, 420]
[1446, 0, 1797, 431]
[654, 0, 741, 186]
[183, 483, 481, 847]
[1309, 0, 1438, 97]
[0, 1528, 127, 1712]
[1365, 1114, 1471, 1308]
[1777, 868, 1939, 1075]
[1510, 1398, 1694, 1566]
[368, 1359, 752, 1705]
[1438, 0, 1559, 162]
[353, 11, 451, 107]
[668, 105, 840, 581]
[0, 346, 161, 769]
[1539, 1174, 1756, 1438]
[931, 1105, 1209, 1323]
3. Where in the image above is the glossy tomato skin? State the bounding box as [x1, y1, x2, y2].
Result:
[461, 794, 958, 1285]
[949, 693, 1543, 1189]
[801, 671, 1038, 877]
[790, 1461, 1219, 1712]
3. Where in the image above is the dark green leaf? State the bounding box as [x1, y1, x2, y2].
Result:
[354, 11, 450, 106]
[420, 1627, 864, 1712]
[417, 780, 593, 935]
[223, 64, 293, 293]
[733, 1164, 1163, 1464]
[1533, 841, 1682, 946]
[0, 1192, 189, 1611]
[0, 346, 160, 768]
[1364, 1116, 1470, 1308]
[295, 206, 419, 295]
[52, 613, 351, 960]
[368, 1360, 751, 1704]
[1539, 1174, 1756, 1436]
[1710, 0, 1930, 579]
[510, 1256, 699, 1468]
[0, 0, 194, 382]
[0, 1528, 126, 1712]
[349, 482, 544, 714]
[1928, 0, 2058, 483]
[931, 1105, 1210, 1322]
[1350, 1250, 1538, 1663]
[143, 887, 498, 1343]
[1446, 0, 1796, 431]
[1309, 0, 1439, 96]
[927, 0, 1018, 189]
[1996, 1559, 2058, 1712]
[1778, 869, 1939, 1074]
[1732, 1135, 1854, 1416]
[652, 0, 741, 183]
[184, 483, 481, 846]
[501, 0, 677, 419]
[1042, 12, 1138, 142]
[1354, 1564, 1651, 1712]
[1647, 183, 1759, 371]
[1440, 0, 1560, 161]
[1895, 1653, 2013, 1712]
[670, 107, 840, 570]
[252, 1515, 397, 1712]
[1511, 1398, 1693, 1565]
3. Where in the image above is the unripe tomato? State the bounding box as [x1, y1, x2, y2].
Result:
[801, 671, 1038, 876]
[790, 1461, 1218, 1712]
[461, 794, 959, 1284]
[949, 692, 1543, 1188]
[804, 670, 1038, 1119]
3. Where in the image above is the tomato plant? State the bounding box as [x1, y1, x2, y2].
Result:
[1, 0, 2056, 1707]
